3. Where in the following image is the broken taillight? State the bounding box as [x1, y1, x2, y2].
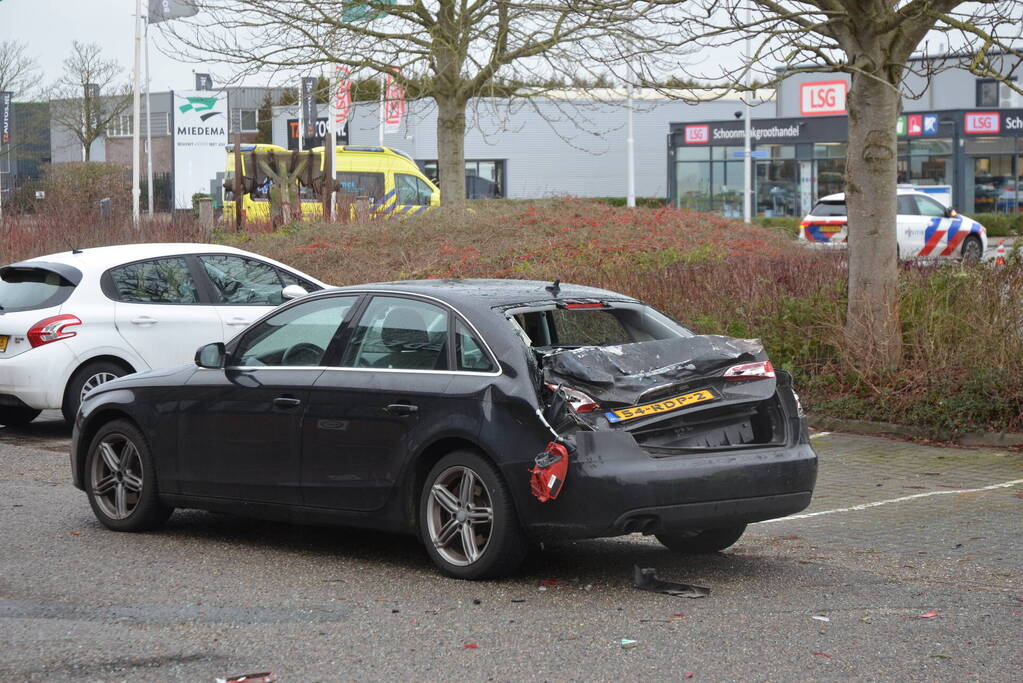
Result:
[27, 314, 81, 348]
[546, 383, 600, 413]
[529, 441, 570, 502]
[723, 360, 775, 381]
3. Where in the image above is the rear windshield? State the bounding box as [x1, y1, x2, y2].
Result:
[510, 304, 693, 349]
[810, 201, 847, 217]
[0, 267, 77, 313]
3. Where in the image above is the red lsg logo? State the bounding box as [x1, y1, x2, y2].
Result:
[964, 112, 1000, 134]
[685, 125, 709, 144]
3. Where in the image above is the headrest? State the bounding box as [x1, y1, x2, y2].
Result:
[381, 307, 430, 348]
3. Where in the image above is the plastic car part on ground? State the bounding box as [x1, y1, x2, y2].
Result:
[529, 441, 570, 502]
[633, 566, 710, 598]
[215, 673, 275, 683]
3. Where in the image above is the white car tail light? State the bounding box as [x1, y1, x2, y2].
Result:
[28, 314, 81, 348]
[546, 383, 600, 413]
[723, 360, 775, 381]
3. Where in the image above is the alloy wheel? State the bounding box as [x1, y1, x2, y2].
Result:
[80, 372, 120, 403]
[426, 466, 494, 566]
[89, 433, 144, 520]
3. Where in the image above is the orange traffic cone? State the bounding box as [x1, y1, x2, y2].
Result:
[994, 239, 1006, 267]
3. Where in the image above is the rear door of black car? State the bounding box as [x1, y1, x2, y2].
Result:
[177, 295, 358, 504]
[300, 294, 494, 511]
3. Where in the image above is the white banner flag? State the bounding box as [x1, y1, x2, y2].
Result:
[383, 71, 406, 134]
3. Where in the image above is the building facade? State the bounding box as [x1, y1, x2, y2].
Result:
[272, 94, 773, 200]
[669, 57, 1022, 216]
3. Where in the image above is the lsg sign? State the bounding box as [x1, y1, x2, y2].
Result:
[800, 81, 848, 116]
[964, 112, 1000, 134]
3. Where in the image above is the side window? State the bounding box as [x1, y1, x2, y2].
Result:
[914, 196, 947, 218]
[456, 320, 495, 372]
[200, 255, 287, 305]
[277, 267, 316, 292]
[233, 296, 357, 367]
[341, 296, 449, 370]
[337, 172, 385, 204]
[396, 173, 432, 205]
[109, 257, 199, 304]
[897, 195, 920, 215]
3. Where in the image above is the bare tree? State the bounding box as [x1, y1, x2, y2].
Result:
[157, 0, 671, 207]
[0, 40, 40, 98]
[47, 42, 131, 161]
[637, 1, 1022, 370]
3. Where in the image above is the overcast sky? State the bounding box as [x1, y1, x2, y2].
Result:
[2, 0, 240, 95]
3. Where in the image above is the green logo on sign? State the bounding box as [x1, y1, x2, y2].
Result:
[895, 116, 906, 136]
[179, 96, 221, 122]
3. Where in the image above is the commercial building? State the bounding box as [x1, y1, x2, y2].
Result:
[668, 56, 1023, 216]
[271, 93, 771, 200]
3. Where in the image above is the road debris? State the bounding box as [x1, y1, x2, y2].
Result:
[463, 643, 479, 649]
[619, 638, 639, 649]
[812, 616, 830, 622]
[811, 652, 833, 658]
[918, 611, 939, 619]
[633, 566, 709, 598]
[684, 673, 694, 679]
[216, 673, 274, 683]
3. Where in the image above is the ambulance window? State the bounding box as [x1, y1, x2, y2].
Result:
[337, 172, 384, 204]
[396, 173, 433, 205]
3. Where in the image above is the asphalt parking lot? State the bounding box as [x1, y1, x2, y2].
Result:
[1, 413, 1020, 681]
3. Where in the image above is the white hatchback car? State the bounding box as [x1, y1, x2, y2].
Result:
[0, 243, 327, 426]
[799, 189, 988, 261]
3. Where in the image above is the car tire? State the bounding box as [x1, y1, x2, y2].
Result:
[655, 524, 747, 554]
[63, 361, 129, 423]
[419, 450, 527, 580]
[0, 406, 42, 427]
[961, 235, 983, 263]
[84, 419, 173, 532]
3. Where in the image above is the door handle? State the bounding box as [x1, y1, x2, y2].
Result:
[226, 317, 250, 326]
[130, 316, 158, 325]
[385, 403, 419, 416]
[273, 397, 302, 408]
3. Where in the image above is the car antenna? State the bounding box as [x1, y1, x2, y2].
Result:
[545, 279, 561, 296]
[70, 245, 83, 254]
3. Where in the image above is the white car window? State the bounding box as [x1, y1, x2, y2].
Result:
[109, 257, 200, 304]
[234, 296, 356, 367]
[914, 196, 947, 217]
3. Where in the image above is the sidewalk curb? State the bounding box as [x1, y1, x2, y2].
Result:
[806, 415, 1023, 448]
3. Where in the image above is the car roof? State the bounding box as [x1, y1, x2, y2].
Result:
[817, 188, 925, 204]
[330, 278, 641, 309]
[8, 243, 328, 286]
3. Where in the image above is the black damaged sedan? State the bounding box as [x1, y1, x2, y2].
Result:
[71, 279, 817, 579]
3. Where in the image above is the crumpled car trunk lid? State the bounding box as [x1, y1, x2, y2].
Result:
[541, 335, 788, 451]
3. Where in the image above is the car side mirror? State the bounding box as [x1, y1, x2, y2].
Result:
[946, 208, 958, 218]
[195, 342, 226, 369]
[282, 284, 308, 300]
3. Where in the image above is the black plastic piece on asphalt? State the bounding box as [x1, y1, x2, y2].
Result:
[633, 566, 710, 598]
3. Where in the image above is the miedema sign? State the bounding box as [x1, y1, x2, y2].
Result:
[800, 81, 848, 116]
[172, 90, 228, 209]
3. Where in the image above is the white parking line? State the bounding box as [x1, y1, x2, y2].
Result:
[761, 478, 1023, 524]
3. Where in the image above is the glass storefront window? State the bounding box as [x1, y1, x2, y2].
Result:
[712, 161, 744, 217]
[415, 159, 504, 199]
[675, 160, 711, 211]
[964, 137, 1019, 214]
[755, 158, 800, 216]
[676, 147, 710, 162]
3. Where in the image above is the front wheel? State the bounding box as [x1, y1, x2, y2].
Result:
[656, 524, 747, 554]
[85, 419, 172, 532]
[419, 451, 527, 579]
[961, 235, 983, 263]
[0, 406, 41, 427]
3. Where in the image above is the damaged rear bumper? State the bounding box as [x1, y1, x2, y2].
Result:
[516, 431, 817, 541]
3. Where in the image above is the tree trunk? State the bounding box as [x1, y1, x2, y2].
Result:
[844, 73, 902, 371]
[435, 93, 467, 209]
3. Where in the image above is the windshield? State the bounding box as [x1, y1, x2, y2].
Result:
[0, 267, 77, 312]
[509, 303, 693, 349]
[810, 200, 847, 217]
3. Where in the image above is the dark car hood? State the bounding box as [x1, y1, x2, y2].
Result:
[542, 335, 769, 407]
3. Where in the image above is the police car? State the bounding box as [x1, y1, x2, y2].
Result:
[799, 188, 987, 261]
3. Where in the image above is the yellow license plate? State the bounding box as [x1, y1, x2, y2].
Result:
[605, 389, 717, 423]
[820, 225, 843, 233]
[0, 335, 7, 353]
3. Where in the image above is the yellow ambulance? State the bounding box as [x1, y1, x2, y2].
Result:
[223, 144, 440, 222]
